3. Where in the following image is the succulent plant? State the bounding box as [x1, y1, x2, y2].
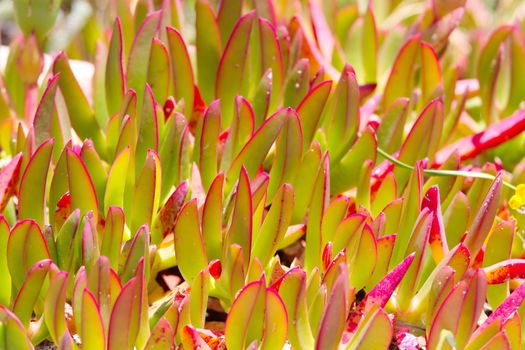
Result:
[2, 0, 525, 349]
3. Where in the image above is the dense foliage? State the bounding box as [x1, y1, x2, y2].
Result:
[2, 0, 525, 349]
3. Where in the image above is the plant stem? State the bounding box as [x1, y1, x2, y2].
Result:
[376, 147, 516, 191]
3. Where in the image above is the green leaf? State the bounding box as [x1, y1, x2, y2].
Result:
[100, 208, 125, 272]
[224, 168, 252, 270]
[259, 18, 284, 111]
[323, 64, 360, 161]
[296, 81, 332, 152]
[174, 199, 208, 282]
[104, 147, 131, 213]
[56, 209, 81, 271]
[121, 226, 150, 284]
[67, 148, 99, 224]
[382, 34, 421, 110]
[226, 107, 291, 191]
[53, 53, 106, 157]
[217, 0, 243, 45]
[394, 99, 444, 190]
[108, 277, 141, 350]
[344, 305, 393, 350]
[80, 140, 108, 216]
[144, 318, 175, 350]
[316, 266, 348, 350]
[166, 26, 195, 117]
[12, 259, 52, 328]
[376, 97, 410, 154]
[267, 109, 302, 199]
[147, 38, 171, 104]
[18, 139, 53, 226]
[198, 100, 222, 191]
[304, 153, 330, 273]
[202, 174, 224, 261]
[220, 96, 255, 173]
[330, 127, 377, 194]
[81, 289, 106, 350]
[216, 11, 255, 126]
[33, 74, 60, 147]
[44, 271, 69, 344]
[189, 269, 209, 328]
[252, 183, 294, 268]
[136, 84, 159, 176]
[195, 0, 222, 104]
[484, 221, 514, 308]
[261, 288, 288, 350]
[106, 17, 126, 117]
[0, 217, 10, 306]
[0, 306, 33, 350]
[277, 268, 315, 350]
[130, 150, 161, 234]
[7, 220, 50, 291]
[464, 173, 502, 258]
[420, 42, 443, 105]
[127, 11, 162, 112]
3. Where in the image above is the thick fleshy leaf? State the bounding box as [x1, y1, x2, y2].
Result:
[33, 74, 59, 146]
[166, 26, 195, 116]
[344, 305, 393, 350]
[130, 150, 161, 234]
[0, 306, 33, 349]
[121, 225, 150, 284]
[107, 277, 141, 350]
[80, 140, 107, 214]
[174, 199, 208, 282]
[382, 34, 421, 110]
[331, 127, 377, 194]
[18, 139, 53, 226]
[127, 11, 162, 110]
[81, 289, 106, 350]
[0, 216, 10, 306]
[53, 53, 105, 156]
[484, 221, 514, 307]
[217, 0, 242, 46]
[316, 267, 348, 350]
[464, 173, 502, 258]
[277, 268, 314, 349]
[259, 18, 284, 110]
[198, 100, 222, 190]
[44, 271, 69, 344]
[106, 17, 126, 117]
[225, 280, 265, 349]
[104, 147, 130, 213]
[396, 208, 433, 310]
[7, 220, 50, 290]
[144, 317, 175, 350]
[226, 108, 290, 189]
[202, 174, 223, 261]
[216, 11, 255, 126]
[189, 269, 209, 328]
[12, 259, 52, 328]
[323, 64, 360, 161]
[304, 154, 330, 273]
[147, 38, 171, 104]
[195, 0, 222, 104]
[67, 148, 99, 224]
[260, 288, 287, 350]
[56, 209, 81, 271]
[267, 110, 302, 199]
[376, 97, 410, 154]
[394, 99, 444, 189]
[297, 81, 332, 151]
[252, 183, 293, 268]
[136, 84, 159, 176]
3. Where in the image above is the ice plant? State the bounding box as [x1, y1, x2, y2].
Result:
[2, 0, 525, 349]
